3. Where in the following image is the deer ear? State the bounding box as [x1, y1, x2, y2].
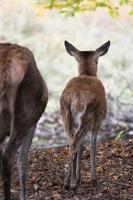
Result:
[64, 41, 79, 57]
[95, 41, 110, 57]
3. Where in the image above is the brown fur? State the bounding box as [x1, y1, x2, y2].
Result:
[0, 43, 48, 200]
[60, 41, 110, 189]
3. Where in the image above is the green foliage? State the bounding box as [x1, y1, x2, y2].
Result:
[115, 131, 125, 141]
[119, 0, 130, 5]
[119, 0, 133, 15]
[33, 0, 133, 17]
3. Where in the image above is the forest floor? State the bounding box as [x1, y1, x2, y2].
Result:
[0, 139, 132, 200]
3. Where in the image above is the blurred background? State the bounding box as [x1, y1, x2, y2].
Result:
[0, 0, 133, 147]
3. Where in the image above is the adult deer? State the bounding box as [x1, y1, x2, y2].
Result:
[0, 43, 48, 200]
[60, 40, 110, 189]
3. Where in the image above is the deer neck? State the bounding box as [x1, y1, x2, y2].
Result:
[78, 63, 97, 77]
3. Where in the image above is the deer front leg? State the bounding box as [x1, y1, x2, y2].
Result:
[90, 130, 98, 185]
[17, 126, 35, 200]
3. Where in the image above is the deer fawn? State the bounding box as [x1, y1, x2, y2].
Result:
[60, 40, 110, 189]
[0, 43, 48, 200]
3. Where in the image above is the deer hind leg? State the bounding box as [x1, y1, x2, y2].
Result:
[2, 127, 30, 200]
[90, 124, 100, 185]
[17, 126, 35, 200]
[64, 140, 82, 190]
[69, 143, 83, 190]
[69, 130, 86, 190]
[64, 128, 73, 189]
[62, 105, 88, 190]
[61, 106, 73, 189]
[76, 142, 84, 184]
[0, 133, 7, 175]
[68, 143, 77, 190]
[69, 112, 90, 190]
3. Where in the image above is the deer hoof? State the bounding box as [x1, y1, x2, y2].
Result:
[91, 178, 97, 186]
[64, 183, 70, 190]
[64, 178, 70, 190]
[70, 181, 78, 190]
[11, 189, 19, 200]
[76, 176, 81, 185]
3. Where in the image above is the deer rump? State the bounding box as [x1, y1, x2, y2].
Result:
[0, 43, 47, 134]
[61, 75, 106, 140]
[0, 43, 48, 200]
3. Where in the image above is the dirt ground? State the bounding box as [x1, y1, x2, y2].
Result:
[0, 139, 132, 200]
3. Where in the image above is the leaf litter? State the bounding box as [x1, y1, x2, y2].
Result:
[0, 139, 132, 200]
